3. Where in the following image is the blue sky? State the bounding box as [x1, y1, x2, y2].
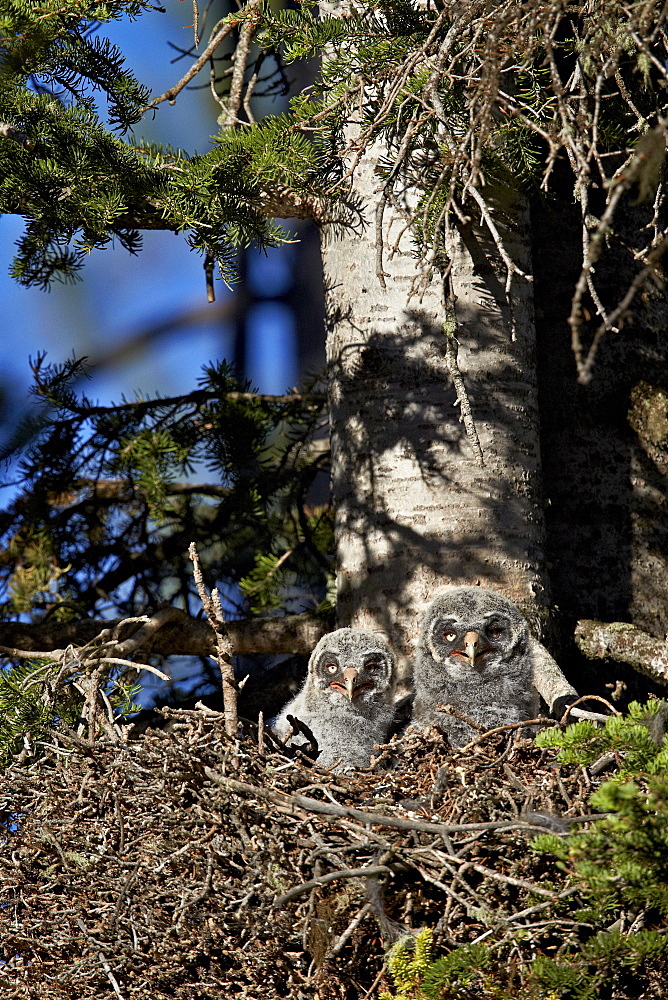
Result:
[0, 2, 300, 470]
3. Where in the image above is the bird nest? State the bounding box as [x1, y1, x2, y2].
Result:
[0, 708, 601, 999]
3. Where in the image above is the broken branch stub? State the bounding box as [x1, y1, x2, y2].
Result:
[188, 541, 237, 737]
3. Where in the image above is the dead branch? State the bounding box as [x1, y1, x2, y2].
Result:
[189, 542, 236, 737]
[0, 608, 331, 660]
[275, 864, 393, 905]
[575, 619, 668, 686]
[443, 309, 485, 468]
[142, 0, 263, 112]
[203, 768, 570, 838]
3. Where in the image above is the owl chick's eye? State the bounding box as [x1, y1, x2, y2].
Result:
[487, 626, 504, 639]
[365, 656, 383, 671]
[324, 661, 338, 674]
[443, 631, 457, 642]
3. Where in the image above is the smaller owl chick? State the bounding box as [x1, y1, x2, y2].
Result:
[411, 587, 575, 747]
[272, 627, 396, 771]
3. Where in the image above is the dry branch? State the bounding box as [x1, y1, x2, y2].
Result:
[0, 608, 331, 659]
[575, 618, 668, 686]
[443, 310, 485, 468]
[275, 865, 393, 905]
[189, 542, 237, 737]
[203, 768, 577, 839]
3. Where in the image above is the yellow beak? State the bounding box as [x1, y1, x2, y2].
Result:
[464, 630, 480, 667]
[343, 666, 359, 701]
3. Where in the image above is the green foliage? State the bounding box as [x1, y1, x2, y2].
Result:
[382, 932, 503, 999]
[6, 527, 69, 613]
[420, 943, 492, 999]
[1, 355, 331, 621]
[0, 655, 143, 769]
[0, 1, 290, 285]
[0, 660, 55, 766]
[245, 0, 668, 270]
[239, 507, 334, 613]
[2, 0, 666, 285]
[529, 708, 668, 995]
[0, 659, 81, 767]
[380, 928, 434, 1000]
[116, 427, 193, 522]
[535, 699, 668, 775]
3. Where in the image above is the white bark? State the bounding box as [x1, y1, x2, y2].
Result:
[322, 151, 548, 661]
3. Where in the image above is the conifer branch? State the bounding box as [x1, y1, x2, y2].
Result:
[29, 386, 324, 420]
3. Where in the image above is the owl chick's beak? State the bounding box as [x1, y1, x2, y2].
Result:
[342, 666, 360, 701]
[464, 630, 480, 668]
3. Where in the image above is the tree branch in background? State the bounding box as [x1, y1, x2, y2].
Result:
[575, 619, 668, 687]
[0, 610, 331, 660]
[0, 121, 34, 149]
[142, 13, 240, 111]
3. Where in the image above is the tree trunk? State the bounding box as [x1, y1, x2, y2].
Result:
[321, 147, 549, 660]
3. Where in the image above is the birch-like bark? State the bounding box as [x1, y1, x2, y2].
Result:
[322, 153, 548, 660]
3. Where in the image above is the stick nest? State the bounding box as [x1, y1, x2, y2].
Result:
[0, 712, 600, 999]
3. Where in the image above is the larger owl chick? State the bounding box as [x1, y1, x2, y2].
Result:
[272, 627, 396, 770]
[411, 587, 575, 747]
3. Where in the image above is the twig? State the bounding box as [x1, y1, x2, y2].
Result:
[559, 694, 620, 726]
[439, 703, 487, 734]
[204, 769, 565, 838]
[467, 185, 533, 291]
[97, 952, 125, 1000]
[142, 0, 261, 111]
[191, 0, 200, 48]
[284, 714, 320, 759]
[457, 716, 556, 753]
[443, 307, 485, 468]
[76, 920, 125, 1000]
[568, 129, 663, 383]
[430, 853, 560, 899]
[469, 886, 581, 945]
[375, 195, 388, 288]
[579, 232, 668, 378]
[275, 866, 392, 906]
[98, 607, 185, 658]
[219, 17, 256, 128]
[362, 967, 387, 1000]
[204, 255, 215, 302]
[188, 542, 237, 738]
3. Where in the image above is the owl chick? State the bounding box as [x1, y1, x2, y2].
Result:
[272, 627, 396, 770]
[411, 587, 576, 747]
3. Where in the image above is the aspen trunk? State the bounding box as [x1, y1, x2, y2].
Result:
[321, 150, 548, 660]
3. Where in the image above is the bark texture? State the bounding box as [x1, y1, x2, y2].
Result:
[575, 619, 668, 687]
[322, 152, 548, 659]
